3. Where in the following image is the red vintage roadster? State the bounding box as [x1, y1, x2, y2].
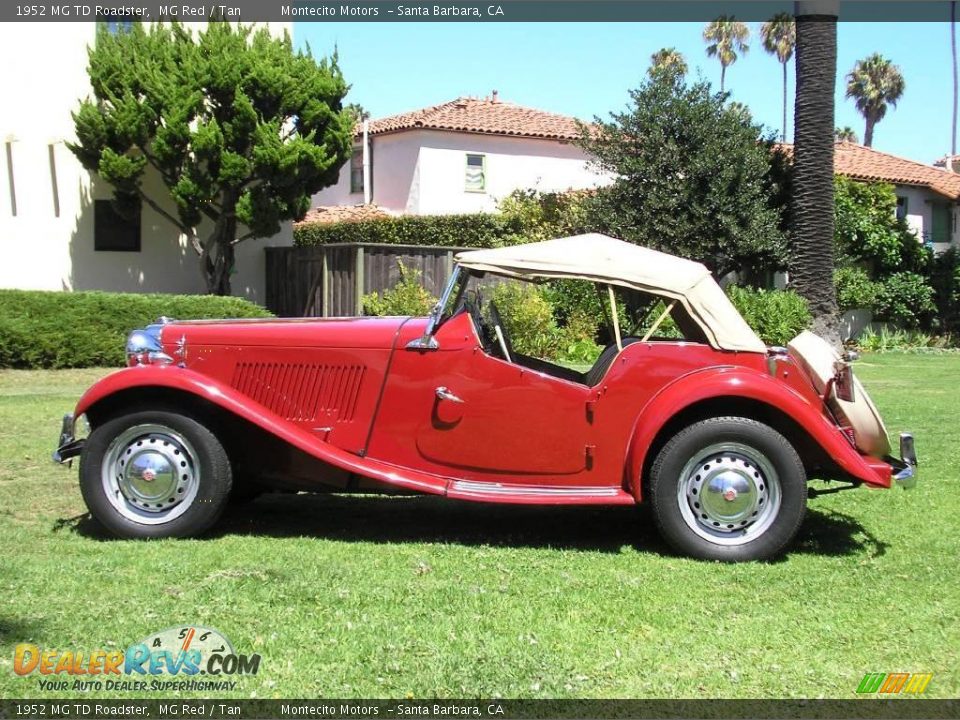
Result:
[54, 235, 916, 561]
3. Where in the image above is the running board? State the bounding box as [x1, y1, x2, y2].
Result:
[446, 480, 635, 505]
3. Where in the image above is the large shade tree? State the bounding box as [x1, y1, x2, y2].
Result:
[703, 16, 750, 93]
[70, 22, 353, 295]
[845, 53, 906, 148]
[791, 2, 840, 343]
[760, 13, 797, 141]
[577, 67, 786, 279]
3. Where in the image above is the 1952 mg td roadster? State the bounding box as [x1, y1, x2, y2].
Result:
[54, 234, 917, 561]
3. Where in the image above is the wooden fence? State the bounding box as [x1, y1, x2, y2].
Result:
[265, 242, 469, 317]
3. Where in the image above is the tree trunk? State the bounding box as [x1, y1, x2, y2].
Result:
[720, 64, 726, 93]
[791, 5, 840, 345]
[953, 0, 957, 156]
[863, 115, 875, 147]
[202, 215, 237, 296]
[782, 61, 788, 141]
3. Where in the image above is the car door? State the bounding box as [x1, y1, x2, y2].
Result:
[365, 311, 596, 485]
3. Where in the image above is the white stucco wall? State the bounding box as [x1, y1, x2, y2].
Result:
[0, 21, 292, 303]
[892, 184, 960, 255]
[312, 128, 609, 215]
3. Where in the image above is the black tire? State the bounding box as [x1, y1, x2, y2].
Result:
[79, 411, 232, 539]
[649, 417, 806, 562]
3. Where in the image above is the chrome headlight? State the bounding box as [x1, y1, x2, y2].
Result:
[126, 321, 174, 366]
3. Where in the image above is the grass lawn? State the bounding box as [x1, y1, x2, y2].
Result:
[0, 354, 957, 700]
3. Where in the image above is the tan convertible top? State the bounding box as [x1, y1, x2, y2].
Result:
[455, 234, 766, 353]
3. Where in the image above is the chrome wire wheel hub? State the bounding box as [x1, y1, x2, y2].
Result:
[101, 424, 200, 525]
[677, 442, 781, 546]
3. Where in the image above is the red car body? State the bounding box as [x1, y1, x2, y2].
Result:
[69, 312, 895, 504]
[54, 236, 916, 560]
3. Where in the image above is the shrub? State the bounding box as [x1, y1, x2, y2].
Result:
[834, 266, 880, 312]
[834, 177, 930, 274]
[855, 325, 958, 353]
[0, 290, 272, 369]
[490, 282, 564, 359]
[361, 263, 437, 317]
[295, 213, 525, 249]
[725, 286, 812, 346]
[873, 272, 937, 329]
[932, 247, 960, 332]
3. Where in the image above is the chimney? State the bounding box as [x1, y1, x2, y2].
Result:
[491, 89, 499, 103]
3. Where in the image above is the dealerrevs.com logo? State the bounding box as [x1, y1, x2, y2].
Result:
[13, 626, 261, 692]
[856, 672, 933, 695]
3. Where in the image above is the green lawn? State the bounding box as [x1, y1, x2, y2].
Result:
[0, 355, 957, 700]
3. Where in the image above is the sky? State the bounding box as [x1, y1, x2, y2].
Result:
[295, 21, 956, 165]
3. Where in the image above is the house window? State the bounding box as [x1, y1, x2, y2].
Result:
[94, 199, 141, 252]
[895, 196, 908, 221]
[350, 144, 371, 195]
[465, 154, 486, 192]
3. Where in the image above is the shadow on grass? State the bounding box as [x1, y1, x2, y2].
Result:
[0, 616, 44, 644]
[57, 493, 889, 559]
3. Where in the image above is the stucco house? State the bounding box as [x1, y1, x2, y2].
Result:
[830, 141, 960, 253]
[310, 93, 609, 216]
[0, 20, 291, 302]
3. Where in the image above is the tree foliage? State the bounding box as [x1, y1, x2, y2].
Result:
[834, 177, 928, 274]
[649, 47, 688, 78]
[70, 22, 353, 295]
[576, 69, 786, 279]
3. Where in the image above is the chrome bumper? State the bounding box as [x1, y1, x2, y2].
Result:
[52, 413, 85, 465]
[891, 432, 918, 489]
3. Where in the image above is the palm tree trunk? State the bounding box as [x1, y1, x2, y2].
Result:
[952, 0, 957, 156]
[720, 65, 726, 93]
[782, 61, 789, 141]
[864, 116, 875, 147]
[791, 4, 840, 345]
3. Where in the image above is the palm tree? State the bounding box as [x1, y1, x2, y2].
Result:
[834, 126, 859, 143]
[649, 47, 688, 77]
[845, 53, 906, 147]
[791, 2, 840, 345]
[703, 16, 750, 93]
[760, 13, 796, 141]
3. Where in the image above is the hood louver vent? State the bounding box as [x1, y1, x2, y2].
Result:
[231, 362, 365, 423]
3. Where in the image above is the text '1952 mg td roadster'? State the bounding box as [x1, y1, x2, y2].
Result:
[54, 234, 917, 561]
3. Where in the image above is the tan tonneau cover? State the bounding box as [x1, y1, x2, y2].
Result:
[456, 234, 766, 353]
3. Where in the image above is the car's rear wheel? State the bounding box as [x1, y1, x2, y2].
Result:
[649, 417, 806, 561]
[80, 411, 232, 539]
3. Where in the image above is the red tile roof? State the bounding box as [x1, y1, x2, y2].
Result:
[780, 141, 960, 200]
[295, 204, 392, 226]
[358, 95, 583, 141]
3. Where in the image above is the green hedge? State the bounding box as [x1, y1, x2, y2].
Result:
[0, 290, 272, 369]
[294, 213, 526, 248]
[725, 286, 812, 347]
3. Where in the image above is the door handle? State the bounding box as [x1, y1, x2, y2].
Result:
[435, 386, 464, 404]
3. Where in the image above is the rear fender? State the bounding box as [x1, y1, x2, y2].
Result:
[625, 366, 891, 500]
[74, 366, 448, 496]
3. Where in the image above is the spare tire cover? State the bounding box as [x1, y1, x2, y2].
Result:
[786, 330, 891, 458]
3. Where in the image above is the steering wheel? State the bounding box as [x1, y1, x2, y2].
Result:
[487, 301, 514, 362]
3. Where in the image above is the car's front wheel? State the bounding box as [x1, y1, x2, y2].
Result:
[80, 411, 232, 539]
[649, 417, 807, 561]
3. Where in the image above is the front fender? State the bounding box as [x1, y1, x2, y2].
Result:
[625, 366, 891, 500]
[74, 366, 449, 496]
